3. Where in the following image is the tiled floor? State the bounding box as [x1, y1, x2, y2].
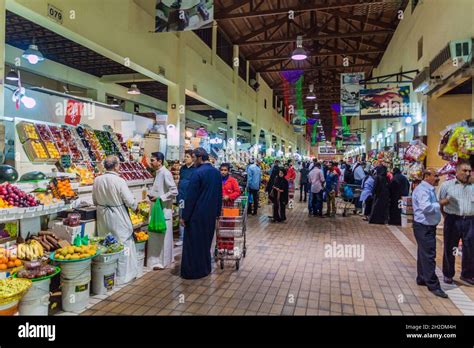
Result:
[82, 202, 471, 316]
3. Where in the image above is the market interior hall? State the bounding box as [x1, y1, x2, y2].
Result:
[0, 0, 473, 340]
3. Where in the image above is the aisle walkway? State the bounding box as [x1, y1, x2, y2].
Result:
[82, 202, 471, 316]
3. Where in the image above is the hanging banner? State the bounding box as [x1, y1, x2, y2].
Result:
[65, 100, 83, 126]
[341, 72, 364, 116]
[342, 133, 361, 146]
[155, 0, 214, 32]
[359, 85, 411, 120]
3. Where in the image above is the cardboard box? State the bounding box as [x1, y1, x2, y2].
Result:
[401, 214, 414, 228]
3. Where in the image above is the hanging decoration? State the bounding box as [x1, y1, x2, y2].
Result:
[341, 115, 350, 135]
[311, 123, 317, 145]
[280, 70, 304, 123]
[294, 75, 306, 122]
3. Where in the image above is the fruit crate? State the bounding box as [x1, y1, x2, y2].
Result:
[48, 125, 71, 156]
[35, 123, 54, 143]
[43, 141, 61, 161]
[22, 140, 57, 164]
[66, 127, 90, 162]
[16, 122, 40, 143]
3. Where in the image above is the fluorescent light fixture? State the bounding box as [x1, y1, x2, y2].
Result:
[127, 84, 141, 95]
[109, 98, 121, 107]
[291, 36, 308, 61]
[306, 84, 316, 100]
[22, 43, 45, 65]
[6, 69, 19, 81]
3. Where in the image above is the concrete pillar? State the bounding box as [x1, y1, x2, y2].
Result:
[211, 20, 217, 66]
[265, 133, 273, 156]
[167, 33, 186, 156]
[246, 60, 250, 85]
[226, 112, 237, 148]
[250, 125, 259, 145]
[0, 0, 5, 117]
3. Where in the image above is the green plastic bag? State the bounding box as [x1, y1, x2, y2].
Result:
[148, 199, 167, 233]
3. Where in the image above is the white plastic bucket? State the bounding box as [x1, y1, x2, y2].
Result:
[19, 278, 51, 316]
[0, 299, 19, 316]
[91, 256, 119, 295]
[135, 242, 146, 278]
[60, 259, 91, 312]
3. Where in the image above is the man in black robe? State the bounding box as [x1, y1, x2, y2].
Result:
[388, 167, 411, 225]
[369, 165, 390, 224]
[180, 148, 222, 279]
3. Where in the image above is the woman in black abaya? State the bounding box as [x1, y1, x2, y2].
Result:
[369, 165, 390, 225]
[388, 167, 410, 225]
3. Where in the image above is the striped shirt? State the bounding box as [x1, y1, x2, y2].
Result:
[439, 179, 474, 216]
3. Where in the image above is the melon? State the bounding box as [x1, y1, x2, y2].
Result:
[19, 171, 46, 182]
[0, 165, 19, 183]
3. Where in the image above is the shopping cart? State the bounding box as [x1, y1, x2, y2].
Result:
[336, 183, 362, 217]
[214, 195, 248, 270]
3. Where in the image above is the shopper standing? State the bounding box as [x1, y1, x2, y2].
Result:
[181, 148, 222, 279]
[325, 163, 338, 217]
[92, 156, 138, 284]
[360, 170, 375, 221]
[272, 168, 289, 222]
[147, 152, 178, 270]
[388, 167, 410, 226]
[369, 165, 390, 224]
[266, 159, 280, 194]
[439, 161, 474, 285]
[176, 150, 195, 247]
[299, 162, 310, 202]
[308, 162, 325, 217]
[247, 159, 262, 215]
[412, 169, 450, 298]
[285, 160, 296, 205]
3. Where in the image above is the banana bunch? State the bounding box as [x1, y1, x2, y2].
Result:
[17, 240, 44, 260]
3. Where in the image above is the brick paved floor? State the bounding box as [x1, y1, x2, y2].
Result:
[83, 202, 467, 316]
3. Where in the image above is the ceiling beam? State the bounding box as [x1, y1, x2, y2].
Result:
[259, 63, 372, 73]
[248, 48, 383, 61]
[214, 0, 252, 17]
[100, 73, 154, 83]
[319, 9, 397, 30]
[238, 29, 394, 46]
[215, 0, 400, 20]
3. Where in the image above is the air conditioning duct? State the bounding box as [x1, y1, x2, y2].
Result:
[429, 39, 472, 80]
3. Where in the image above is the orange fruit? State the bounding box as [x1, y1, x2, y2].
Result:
[14, 259, 22, 267]
[0, 256, 7, 264]
[7, 261, 15, 268]
[0, 264, 7, 270]
[9, 255, 17, 262]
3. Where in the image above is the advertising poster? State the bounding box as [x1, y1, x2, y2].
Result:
[342, 133, 361, 146]
[155, 0, 214, 32]
[340, 72, 364, 116]
[359, 85, 411, 120]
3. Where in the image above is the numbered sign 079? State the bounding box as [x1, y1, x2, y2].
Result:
[48, 4, 63, 24]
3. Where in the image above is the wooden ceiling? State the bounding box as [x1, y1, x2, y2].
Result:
[215, 0, 409, 129]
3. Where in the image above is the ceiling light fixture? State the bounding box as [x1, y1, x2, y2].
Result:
[291, 35, 307, 61]
[127, 84, 141, 95]
[387, 126, 393, 134]
[306, 84, 316, 100]
[405, 116, 412, 124]
[312, 104, 320, 115]
[6, 69, 19, 81]
[109, 98, 121, 107]
[22, 40, 45, 65]
[370, 137, 375, 143]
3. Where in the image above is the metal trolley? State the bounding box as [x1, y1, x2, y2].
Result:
[214, 195, 248, 270]
[337, 183, 362, 217]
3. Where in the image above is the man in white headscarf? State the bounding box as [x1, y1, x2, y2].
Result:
[147, 152, 178, 270]
[92, 156, 138, 284]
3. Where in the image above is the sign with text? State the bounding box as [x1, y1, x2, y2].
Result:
[341, 72, 364, 116]
[359, 86, 412, 120]
[318, 146, 337, 155]
[65, 100, 83, 126]
[47, 4, 63, 24]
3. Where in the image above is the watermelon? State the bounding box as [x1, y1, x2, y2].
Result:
[0, 165, 19, 183]
[19, 171, 46, 182]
